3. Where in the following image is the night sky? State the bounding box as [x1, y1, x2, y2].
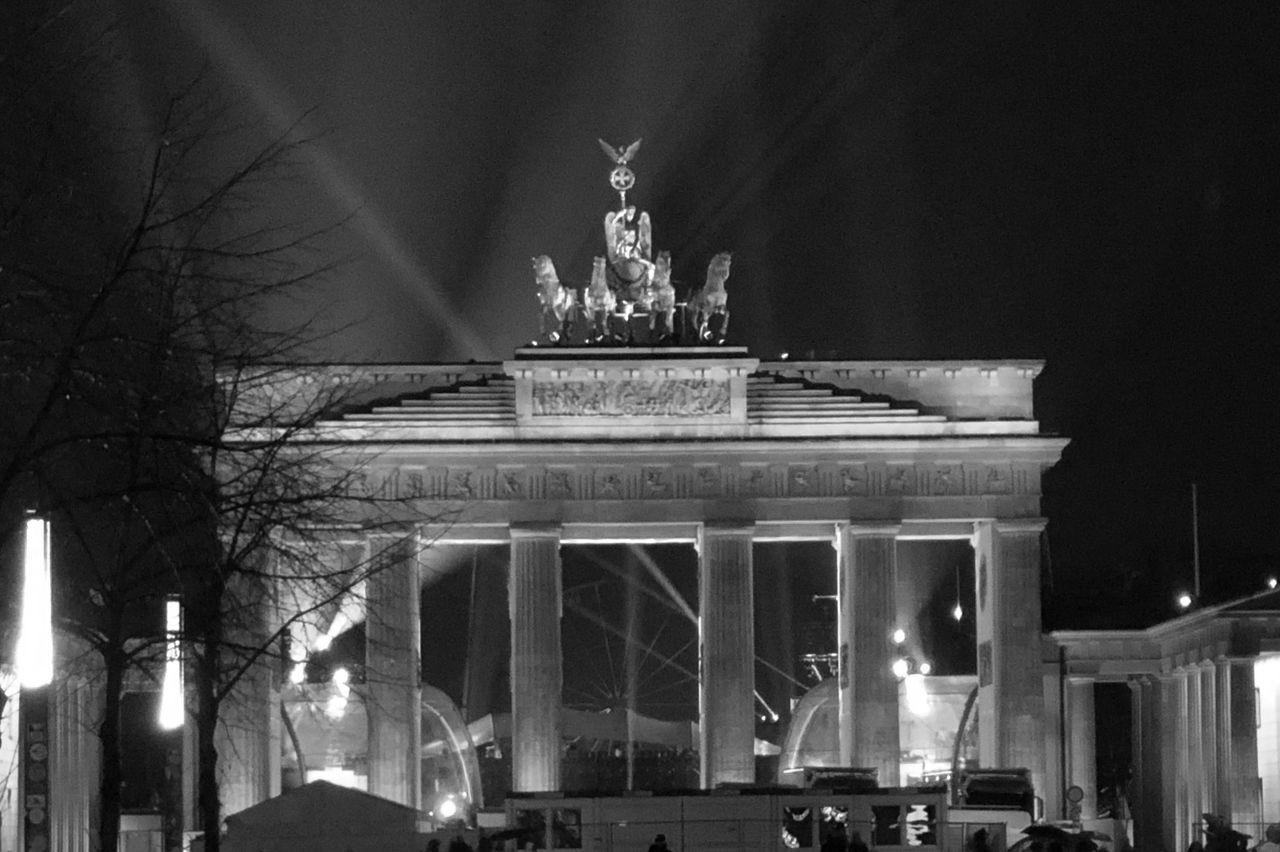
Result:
[38, 4, 1280, 634]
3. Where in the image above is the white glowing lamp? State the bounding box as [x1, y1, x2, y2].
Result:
[1268, 577, 1278, 590]
[158, 597, 184, 730]
[17, 516, 54, 689]
[952, 602, 964, 622]
[905, 672, 930, 716]
[1176, 592, 1193, 610]
[891, 628, 906, 645]
[891, 657, 909, 679]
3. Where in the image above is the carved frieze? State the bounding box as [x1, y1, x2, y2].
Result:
[530, 378, 731, 417]
[359, 460, 1042, 502]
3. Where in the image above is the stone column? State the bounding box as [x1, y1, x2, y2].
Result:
[366, 533, 422, 808]
[508, 524, 563, 792]
[1130, 678, 1155, 852]
[1218, 659, 1261, 826]
[973, 519, 1047, 796]
[1160, 674, 1182, 852]
[1187, 667, 1204, 827]
[217, 573, 280, 817]
[1199, 663, 1218, 816]
[698, 523, 756, 787]
[1066, 677, 1097, 819]
[1174, 670, 1193, 852]
[835, 522, 900, 785]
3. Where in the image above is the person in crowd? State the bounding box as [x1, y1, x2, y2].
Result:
[1252, 824, 1280, 852]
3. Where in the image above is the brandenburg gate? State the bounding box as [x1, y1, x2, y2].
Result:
[239, 140, 1069, 817]
[299, 346, 1066, 808]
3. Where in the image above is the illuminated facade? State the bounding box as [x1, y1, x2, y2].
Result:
[290, 347, 1064, 806]
[1052, 590, 1280, 852]
[6, 345, 1277, 851]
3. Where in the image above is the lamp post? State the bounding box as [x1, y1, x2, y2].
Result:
[17, 514, 53, 852]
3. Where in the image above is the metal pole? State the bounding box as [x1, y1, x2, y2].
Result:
[1191, 482, 1202, 599]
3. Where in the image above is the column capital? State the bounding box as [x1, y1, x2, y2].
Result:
[992, 517, 1048, 536]
[700, 521, 755, 535]
[509, 523, 563, 541]
[839, 521, 902, 538]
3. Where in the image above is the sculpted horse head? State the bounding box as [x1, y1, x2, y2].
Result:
[703, 252, 731, 302]
[532, 255, 561, 305]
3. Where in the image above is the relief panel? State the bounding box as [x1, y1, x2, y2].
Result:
[530, 378, 732, 417]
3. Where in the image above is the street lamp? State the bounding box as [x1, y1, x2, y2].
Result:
[158, 597, 184, 730]
[17, 515, 53, 689]
[17, 513, 54, 852]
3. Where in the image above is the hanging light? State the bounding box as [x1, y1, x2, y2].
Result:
[891, 628, 906, 645]
[158, 597, 184, 730]
[952, 602, 964, 622]
[17, 515, 54, 689]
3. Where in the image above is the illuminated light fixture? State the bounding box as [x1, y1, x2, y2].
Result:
[891, 628, 906, 645]
[891, 657, 909, 679]
[436, 794, 459, 820]
[331, 667, 350, 690]
[905, 672, 930, 716]
[158, 597, 184, 730]
[1268, 577, 1278, 590]
[919, 662, 932, 676]
[17, 515, 54, 689]
[289, 663, 307, 685]
[1176, 592, 1194, 610]
[325, 693, 347, 718]
[952, 603, 964, 622]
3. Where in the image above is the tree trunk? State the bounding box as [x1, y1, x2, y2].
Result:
[97, 640, 124, 852]
[196, 588, 225, 852]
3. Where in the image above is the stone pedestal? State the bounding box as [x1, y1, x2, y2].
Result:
[1066, 677, 1096, 819]
[366, 533, 422, 808]
[509, 525, 563, 792]
[973, 519, 1046, 795]
[836, 523, 900, 786]
[698, 524, 756, 787]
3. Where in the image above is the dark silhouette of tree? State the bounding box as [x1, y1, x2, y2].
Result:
[2, 8, 440, 851]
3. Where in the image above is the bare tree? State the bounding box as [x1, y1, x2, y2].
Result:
[3, 13, 441, 851]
